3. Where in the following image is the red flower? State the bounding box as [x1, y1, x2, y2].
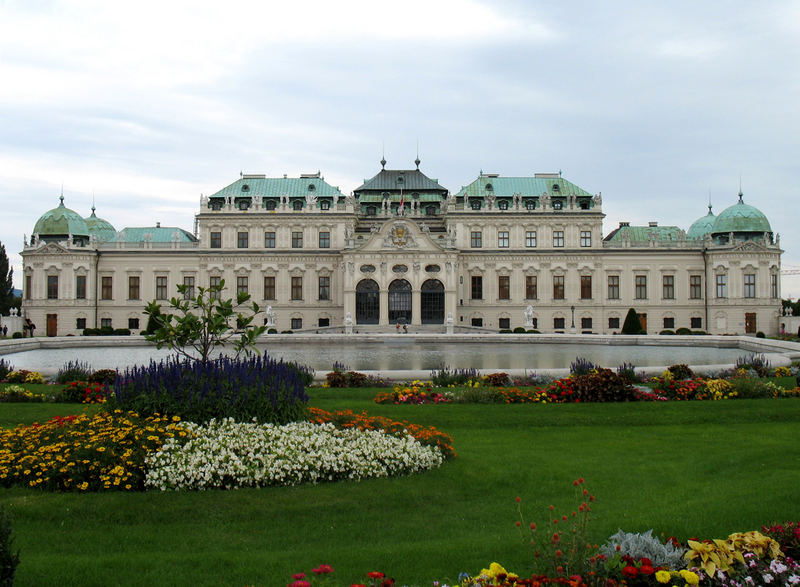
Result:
[621, 565, 638, 578]
[288, 581, 310, 587]
[291, 572, 306, 579]
[367, 571, 385, 579]
[639, 565, 655, 575]
[312, 564, 334, 575]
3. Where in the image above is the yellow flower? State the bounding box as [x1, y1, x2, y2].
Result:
[655, 570, 672, 583]
[679, 569, 699, 585]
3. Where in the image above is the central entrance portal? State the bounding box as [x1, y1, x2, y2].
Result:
[355, 279, 379, 324]
[388, 279, 412, 324]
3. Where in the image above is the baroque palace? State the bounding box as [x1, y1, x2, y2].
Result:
[21, 160, 782, 336]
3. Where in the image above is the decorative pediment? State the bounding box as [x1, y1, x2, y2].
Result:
[355, 220, 446, 253]
[39, 242, 70, 255]
[732, 240, 768, 253]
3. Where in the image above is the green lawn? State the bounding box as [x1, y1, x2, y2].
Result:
[1, 390, 799, 586]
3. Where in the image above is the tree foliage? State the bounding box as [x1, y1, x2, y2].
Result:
[0, 241, 14, 316]
[143, 279, 266, 364]
[621, 308, 646, 335]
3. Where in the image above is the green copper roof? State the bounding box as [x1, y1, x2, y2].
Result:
[33, 196, 90, 237]
[208, 175, 344, 199]
[604, 224, 686, 242]
[455, 174, 595, 199]
[85, 207, 117, 242]
[116, 226, 197, 243]
[687, 205, 716, 239]
[354, 167, 448, 196]
[711, 193, 772, 234]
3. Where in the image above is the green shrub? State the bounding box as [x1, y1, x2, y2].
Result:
[548, 368, 640, 402]
[0, 506, 20, 586]
[621, 308, 645, 334]
[113, 328, 131, 336]
[659, 329, 675, 335]
[692, 330, 707, 335]
[729, 376, 778, 399]
[485, 372, 509, 387]
[56, 360, 93, 384]
[88, 369, 118, 385]
[281, 330, 293, 334]
[0, 359, 12, 381]
[99, 326, 114, 336]
[570, 357, 596, 376]
[499, 329, 512, 333]
[512, 326, 526, 333]
[667, 364, 694, 379]
[675, 327, 692, 335]
[756, 331, 766, 338]
[83, 328, 99, 336]
[10, 332, 21, 339]
[267, 328, 278, 334]
[430, 365, 479, 387]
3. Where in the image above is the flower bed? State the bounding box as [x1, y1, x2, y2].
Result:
[307, 407, 456, 459]
[145, 419, 444, 490]
[0, 410, 186, 491]
[375, 381, 453, 404]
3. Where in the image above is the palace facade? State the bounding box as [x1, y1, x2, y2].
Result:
[21, 161, 783, 336]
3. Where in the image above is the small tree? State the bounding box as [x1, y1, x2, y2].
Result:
[0, 241, 14, 316]
[143, 279, 266, 364]
[621, 308, 645, 335]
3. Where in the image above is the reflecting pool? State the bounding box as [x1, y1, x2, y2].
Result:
[5, 340, 750, 375]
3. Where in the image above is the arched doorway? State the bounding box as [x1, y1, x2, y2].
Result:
[388, 279, 412, 324]
[355, 279, 379, 324]
[420, 279, 444, 324]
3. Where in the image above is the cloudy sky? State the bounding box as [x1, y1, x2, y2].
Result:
[2, 0, 799, 294]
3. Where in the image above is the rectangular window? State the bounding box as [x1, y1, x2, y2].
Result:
[689, 275, 702, 299]
[25, 275, 32, 300]
[471, 318, 483, 327]
[101, 276, 112, 300]
[319, 276, 330, 300]
[690, 317, 702, 329]
[319, 318, 330, 327]
[209, 276, 221, 300]
[264, 231, 276, 248]
[128, 276, 140, 300]
[553, 275, 565, 300]
[498, 275, 510, 300]
[47, 275, 58, 299]
[499, 318, 510, 329]
[607, 275, 620, 300]
[635, 275, 647, 299]
[237, 231, 249, 249]
[291, 231, 303, 248]
[771, 274, 778, 298]
[128, 318, 140, 330]
[183, 276, 195, 300]
[663, 317, 675, 329]
[497, 231, 509, 248]
[662, 275, 675, 300]
[608, 317, 620, 329]
[525, 275, 537, 299]
[554, 317, 565, 330]
[716, 274, 727, 298]
[471, 275, 483, 299]
[75, 275, 86, 299]
[580, 231, 591, 247]
[291, 276, 303, 300]
[744, 273, 756, 298]
[210, 231, 221, 248]
[471, 231, 482, 248]
[263, 276, 276, 300]
[318, 231, 330, 248]
[580, 275, 592, 300]
[291, 318, 302, 330]
[236, 276, 248, 296]
[76, 317, 86, 330]
[581, 317, 592, 330]
[155, 276, 168, 300]
[100, 318, 112, 329]
[525, 231, 537, 248]
[552, 230, 564, 247]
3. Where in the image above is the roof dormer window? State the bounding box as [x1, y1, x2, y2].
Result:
[241, 184, 250, 192]
[552, 184, 560, 192]
[485, 183, 493, 191]
[308, 184, 316, 192]
[498, 200, 508, 210]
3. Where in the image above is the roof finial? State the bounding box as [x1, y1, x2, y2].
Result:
[738, 174, 743, 202]
[708, 189, 712, 214]
[381, 142, 386, 169]
[59, 183, 64, 206]
[415, 140, 420, 169]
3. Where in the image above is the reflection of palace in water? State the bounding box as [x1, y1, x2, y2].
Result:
[21, 159, 783, 336]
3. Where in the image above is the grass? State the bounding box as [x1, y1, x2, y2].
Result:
[1, 390, 799, 586]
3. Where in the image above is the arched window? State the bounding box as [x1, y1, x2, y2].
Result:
[356, 279, 379, 324]
[292, 200, 303, 211]
[421, 279, 444, 324]
[471, 199, 481, 210]
[388, 279, 412, 323]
